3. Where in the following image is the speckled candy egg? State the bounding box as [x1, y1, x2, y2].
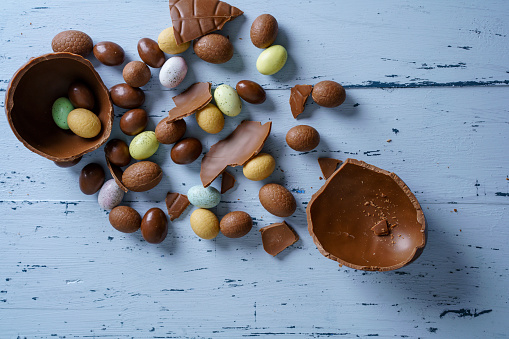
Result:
[195, 103, 224, 134]
[243, 153, 276, 181]
[129, 131, 159, 160]
[67, 108, 102, 138]
[52, 97, 74, 129]
[187, 185, 221, 208]
[190, 208, 220, 240]
[214, 84, 242, 117]
[98, 179, 125, 210]
[159, 56, 188, 88]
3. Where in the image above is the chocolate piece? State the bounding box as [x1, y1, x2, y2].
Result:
[200, 121, 272, 187]
[93, 41, 125, 66]
[372, 219, 390, 236]
[5, 53, 113, 162]
[68, 82, 95, 110]
[171, 137, 202, 164]
[236, 80, 266, 104]
[169, 0, 243, 45]
[220, 171, 235, 194]
[104, 139, 131, 167]
[106, 157, 129, 193]
[165, 192, 190, 221]
[307, 159, 427, 271]
[167, 82, 212, 123]
[110, 84, 145, 109]
[79, 163, 105, 195]
[318, 157, 342, 179]
[120, 109, 148, 136]
[260, 221, 299, 256]
[290, 84, 312, 118]
[141, 208, 168, 244]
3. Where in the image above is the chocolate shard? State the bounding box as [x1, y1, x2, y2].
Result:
[169, 0, 243, 45]
[167, 82, 212, 123]
[260, 221, 299, 256]
[165, 192, 190, 221]
[290, 84, 313, 118]
[371, 219, 390, 236]
[318, 157, 342, 180]
[106, 157, 128, 193]
[200, 120, 272, 187]
[221, 171, 235, 194]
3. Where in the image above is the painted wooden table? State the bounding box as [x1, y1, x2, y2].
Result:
[1, 0, 508, 337]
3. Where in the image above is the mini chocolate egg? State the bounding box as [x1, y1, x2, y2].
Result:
[67, 108, 102, 138]
[236, 80, 266, 104]
[155, 117, 186, 144]
[312, 81, 346, 108]
[51, 30, 93, 56]
[93, 41, 125, 66]
[256, 45, 287, 75]
[129, 131, 159, 160]
[123, 61, 151, 88]
[141, 208, 168, 244]
[98, 179, 125, 210]
[138, 38, 165, 68]
[259, 183, 297, 217]
[122, 161, 162, 192]
[52, 97, 74, 130]
[214, 84, 242, 117]
[110, 84, 145, 109]
[171, 138, 202, 165]
[79, 163, 105, 195]
[68, 82, 95, 110]
[250, 14, 279, 49]
[159, 56, 188, 88]
[187, 185, 221, 209]
[104, 139, 131, 167]
[193, 34, 234, 64]
[109, 206, 141, 233]
[220, 211, 253, 238]
[54, 156, 82, 168]
[286, 125, 320, 152]
[120, 109, 148, 136]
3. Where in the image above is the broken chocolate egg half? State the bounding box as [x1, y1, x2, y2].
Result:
[307, 158, 426, 271]
[5, 53, 113, 162]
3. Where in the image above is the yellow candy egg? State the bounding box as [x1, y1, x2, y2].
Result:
[158, 27, 190, 55]
[243, 153, 276, 181]
[129, 131, 159, 160]
[195, 103, 225, 134]
[190, 208, 220, 240]
[67, 108, 101, 138]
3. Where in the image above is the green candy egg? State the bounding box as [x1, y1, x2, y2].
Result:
[129, 131, 159, 160]
[214, 84, 242, 117]
[256, 45, 288, 75]
[52, 97, 74, 129]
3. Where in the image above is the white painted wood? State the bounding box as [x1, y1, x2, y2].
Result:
[0, 0, 508, 337]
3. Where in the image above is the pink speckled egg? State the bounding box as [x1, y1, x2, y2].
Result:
[159, 56, 188, 88]
[98, 179, 125, 210]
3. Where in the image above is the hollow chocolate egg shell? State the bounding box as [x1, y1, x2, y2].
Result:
[306, 158, 426, 271]
[5, 53, 113, 162]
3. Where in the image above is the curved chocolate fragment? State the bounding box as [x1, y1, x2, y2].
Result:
[290, 84, 313, 118]
[221, 171, 235, 194]
[260, 221, 299, 256]
[200, 121, 272, 187]
[167, 82, 212, 123]
[307, 158, 426, 271]
[5, 53, 113, 162]
[169, 0, 243, 45]
[165, 192, 190, 221]
[318, 157, 342, 180]
[106, 157, 128, 193]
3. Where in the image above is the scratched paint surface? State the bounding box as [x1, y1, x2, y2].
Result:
[1, 0, 508, 338]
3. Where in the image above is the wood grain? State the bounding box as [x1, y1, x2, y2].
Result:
[0, 0, 508, 337]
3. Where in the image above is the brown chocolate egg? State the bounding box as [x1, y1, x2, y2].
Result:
[51, 30, 93, 56]
[79, 163, 105, 195]
[307, 159, 427, 271]
[312, 81, 346, 108]
[220, 211, 253, 238]
[109, 206, 141, 233]
[123, 61, 151, 88]
[141, 208, 168, 244]
[68, 82, 95, 110]
[104, 139, 131, 167]
[54, 156, 82, 168]
[193, 34, 233, 64]
[171, 137, 202, 165]
[259, 183, 297, 217]
[250, 14, 279, 49]
[93, 41, 125, 66]
[286, 125, 320, 152]
[122, 161, 162, 192]
[120, 109, 148, 136]
[155, 117, 186, 144]
[138, 38, 165, 68]
[109, 84, 145, 109]
[236, 80, 266, 104]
